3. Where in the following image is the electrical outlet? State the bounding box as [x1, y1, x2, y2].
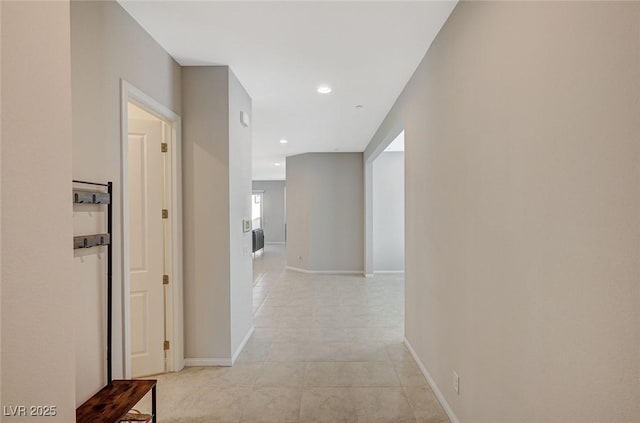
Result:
[298, 255, 302, 261]
[453, 371, 460, 394]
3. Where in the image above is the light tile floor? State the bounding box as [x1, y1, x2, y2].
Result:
[140, 245, 449, 423]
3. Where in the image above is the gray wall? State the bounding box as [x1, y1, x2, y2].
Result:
[183, 66, 230, 361]
[373, 152, 404, 272]
[286, 153, 364, 272]
[183, 66, 253, 363]
[364, 2, 640, 422]
[70, 0, 182, 403]
[253, 180, 286, 243]
[2, 2, 75, 420]
[284, 154, 310, 270]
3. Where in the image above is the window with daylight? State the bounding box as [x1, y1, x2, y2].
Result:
[252, 192, 263, 230]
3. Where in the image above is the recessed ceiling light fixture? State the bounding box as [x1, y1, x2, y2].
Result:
[279, 139, 288, 144]
[274, 162, 281, 166]
[317, 85, 332, 94]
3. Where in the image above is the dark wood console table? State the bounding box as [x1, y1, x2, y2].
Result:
[76, 379, 156, 423]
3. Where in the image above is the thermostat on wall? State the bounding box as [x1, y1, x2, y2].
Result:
[240, 111, 250, 127]
[242, 219, 251, 232]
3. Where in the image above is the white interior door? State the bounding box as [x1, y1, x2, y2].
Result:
[129, 117, 166, 377]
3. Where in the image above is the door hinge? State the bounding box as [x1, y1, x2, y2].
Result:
[163, 274, 169, 285]
[161, 142, 168, 153]
[162, 209, 168, 219]
[163, 340, 170, 351]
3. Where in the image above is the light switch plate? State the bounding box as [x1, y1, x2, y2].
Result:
[240, 111, 250, 127]
[453, 371, 460, 394]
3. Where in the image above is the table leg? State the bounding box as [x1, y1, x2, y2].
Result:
[152, 385, 157, 423]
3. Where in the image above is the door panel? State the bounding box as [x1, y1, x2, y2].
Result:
[129, 117, 165, 377]
[130, 292, 148, 355]
[129, 134, 148, 273]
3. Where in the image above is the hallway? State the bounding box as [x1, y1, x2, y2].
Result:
[145, 245, 449, 423]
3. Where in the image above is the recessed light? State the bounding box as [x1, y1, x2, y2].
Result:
[274, 162, 281, 166]
[317, 85, 332, 94]
[279, 139, 288, 144]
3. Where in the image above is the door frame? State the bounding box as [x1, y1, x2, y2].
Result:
[120, 80, 184, 377]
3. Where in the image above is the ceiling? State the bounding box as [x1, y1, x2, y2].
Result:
[118, 1, 457, 180]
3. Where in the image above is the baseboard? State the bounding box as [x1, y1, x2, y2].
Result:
[231, 325, 255, 365]
[364, 273, 374, 278]
[285, 265, 308, 273]
[404, 337, 461, 423]
[185, 326, 255, 367]
[285, 266, 364, 275]
[184, 357, 232, 367]
[265, 242, 285, 245]
[374, 270, 405, 274]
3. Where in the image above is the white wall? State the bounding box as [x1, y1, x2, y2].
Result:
[286, 153, 363, 273]
[373, 151, 404, 272]
[1, 2, 3, 408]
[228, 70, 254, 357]
[1, 1, 76, 420]
[183, 66, 253, 364]
[364, 2, 640, 422]
[71, 0, 182, 403]
[252, 180, 286, 243]
[1, 2, 3, 410]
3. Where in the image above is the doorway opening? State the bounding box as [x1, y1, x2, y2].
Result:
[365, 128, 405, 276]
[252, 191, 264, 230]
[250, 181, 287, 303]
[121, 81, 183, 378]
[372, 131, 405, 274]
[251, 190, 265, 260]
